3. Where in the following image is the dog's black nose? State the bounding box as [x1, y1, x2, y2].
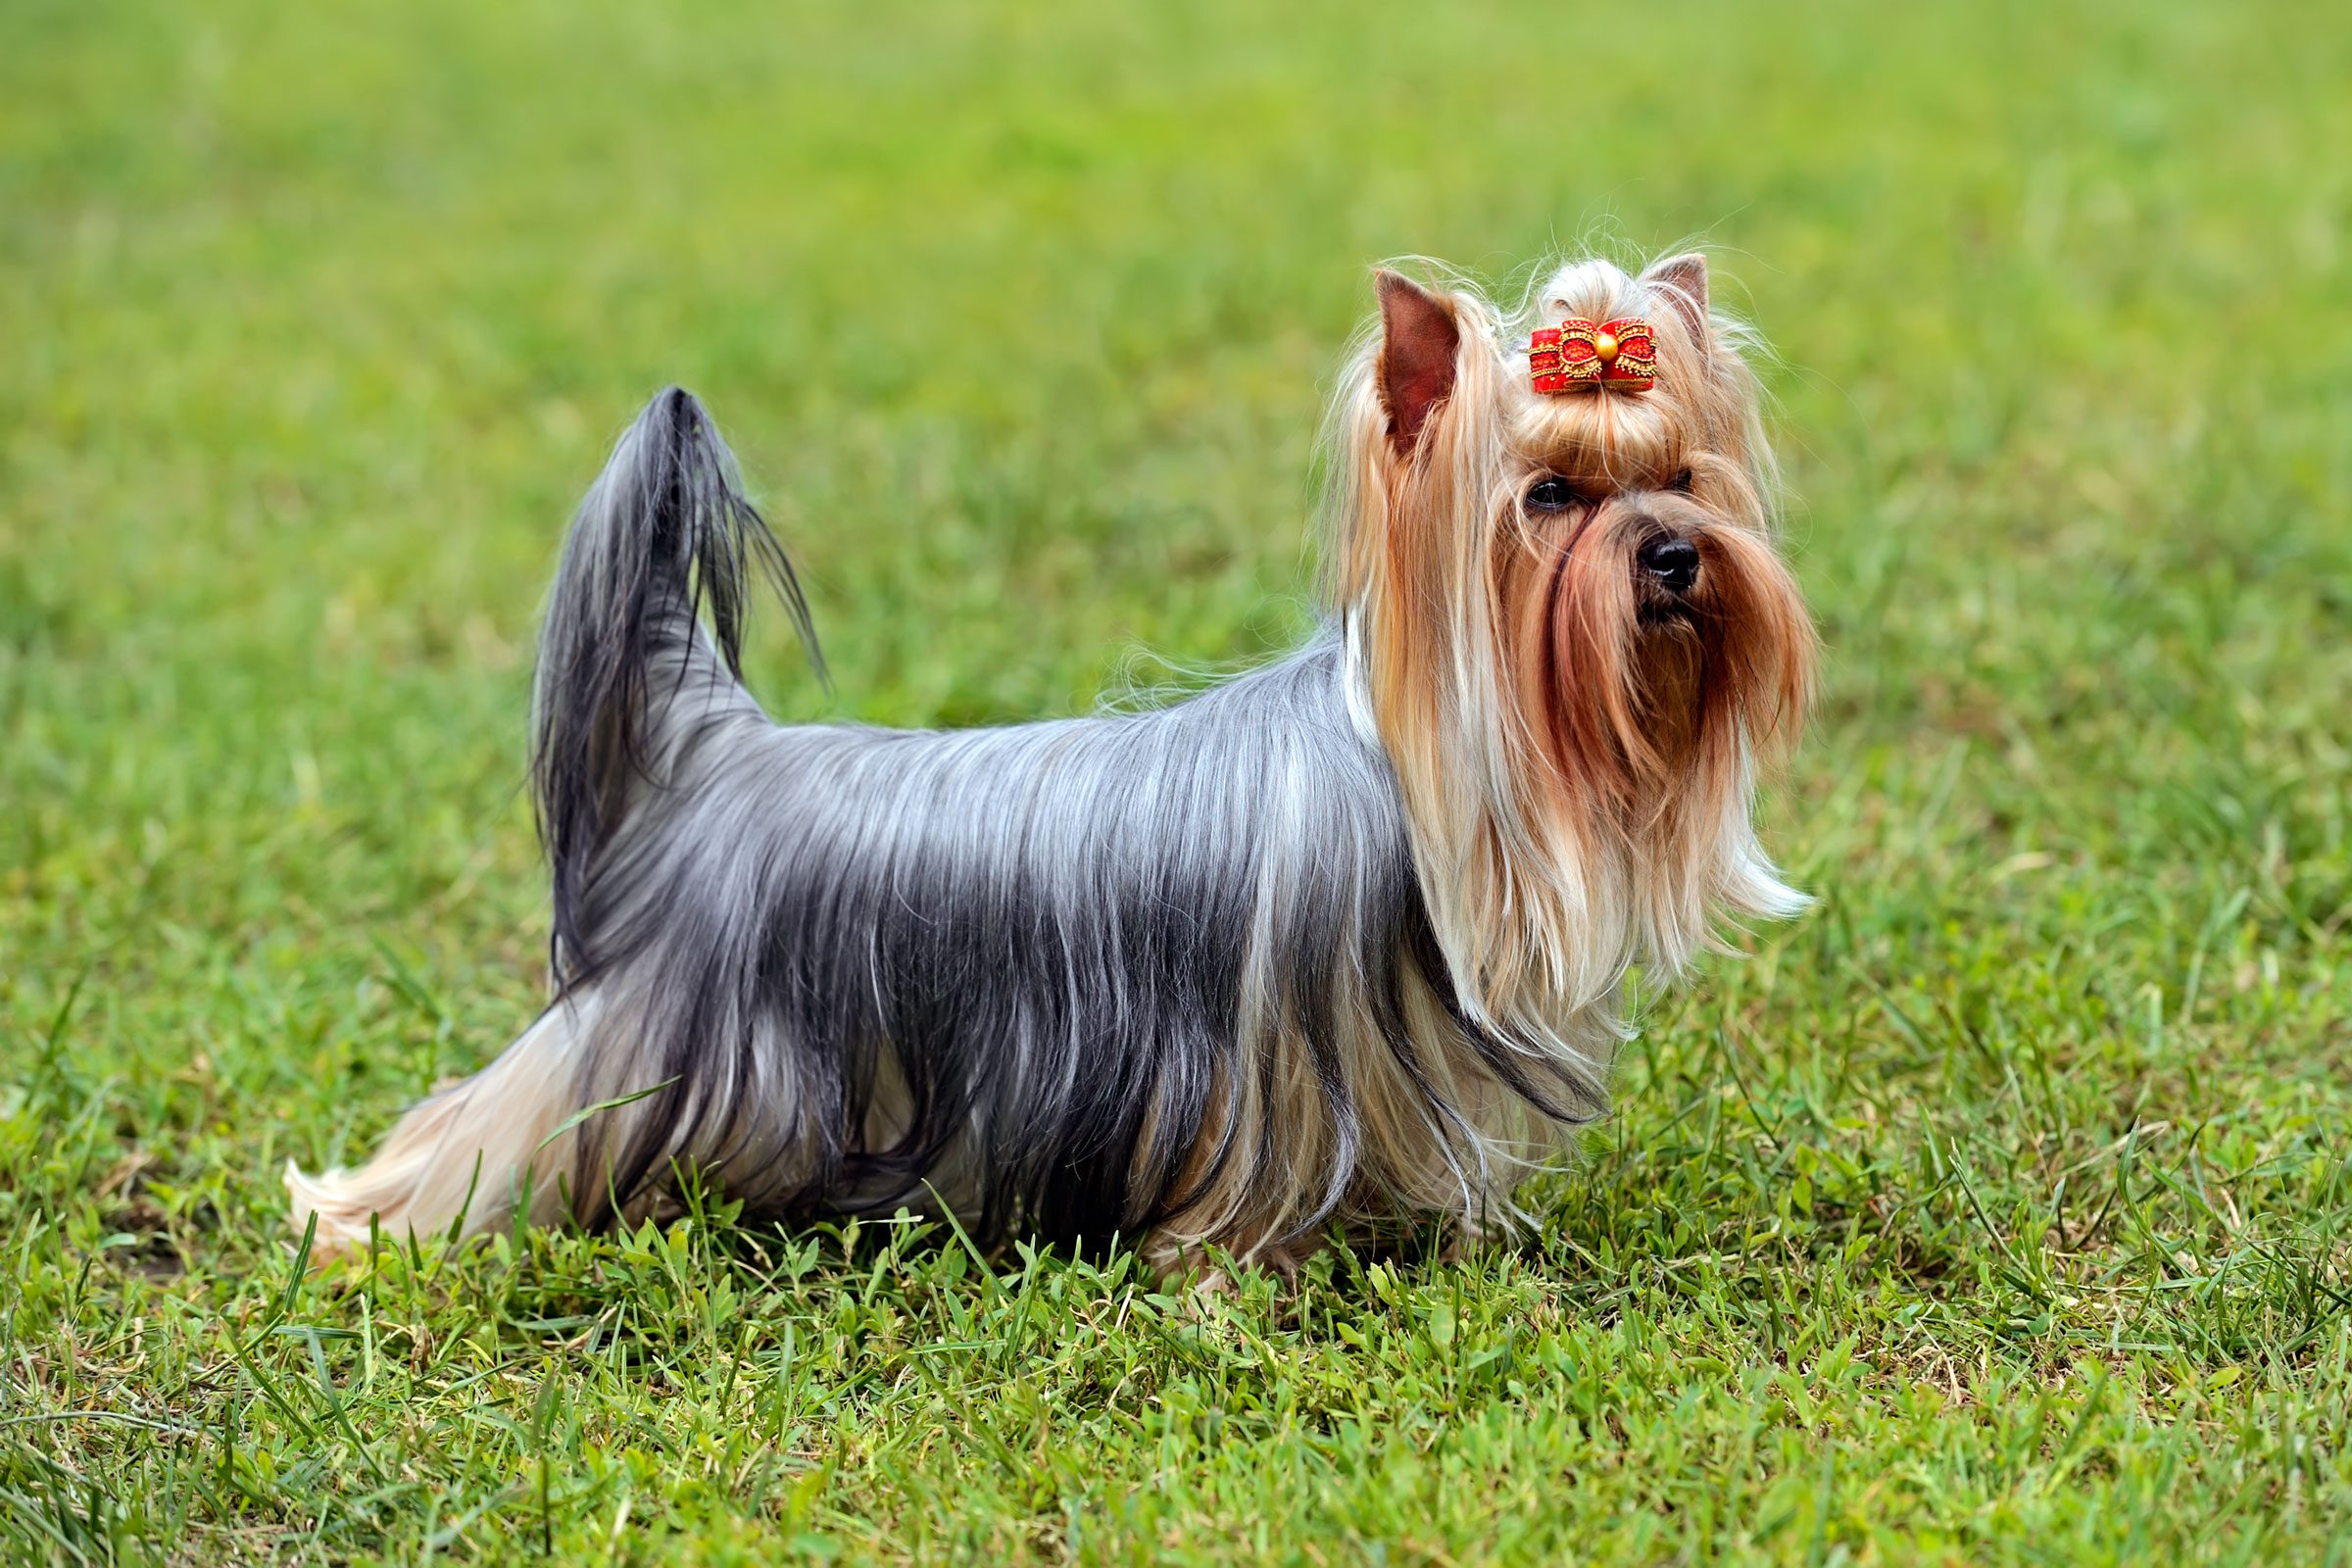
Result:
[1639, 537, 1700, 593]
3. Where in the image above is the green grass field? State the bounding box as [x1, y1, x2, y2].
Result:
[6, 1, 2351, 1561]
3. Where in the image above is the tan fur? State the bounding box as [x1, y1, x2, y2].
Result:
[1278, 250, 1816, 1268]
[287, 995, 600, 1252]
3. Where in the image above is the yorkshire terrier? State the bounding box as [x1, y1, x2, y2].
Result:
[289, 251, 1815, 1273]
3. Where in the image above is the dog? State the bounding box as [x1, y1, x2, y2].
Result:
[287, 251, 1814, 1274]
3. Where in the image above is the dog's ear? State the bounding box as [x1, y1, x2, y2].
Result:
[1375, 270, 1461, 460]
[1642, 252, 1710, 358]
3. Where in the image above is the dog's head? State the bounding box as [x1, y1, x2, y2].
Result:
[1324, 252, 1815, 1004]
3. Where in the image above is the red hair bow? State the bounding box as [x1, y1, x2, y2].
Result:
[1528, 316, 1657, 394]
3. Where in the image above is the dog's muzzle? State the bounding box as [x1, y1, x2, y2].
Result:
[1638, 535, 1700, 595]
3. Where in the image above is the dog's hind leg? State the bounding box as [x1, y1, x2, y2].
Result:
[286, 991, 605, 1255]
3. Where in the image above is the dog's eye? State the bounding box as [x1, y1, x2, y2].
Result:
[1525, 476, 1583, 513]
[1668, 468, 1695, 493]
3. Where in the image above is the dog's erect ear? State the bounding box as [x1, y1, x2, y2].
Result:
[1642, 252, 1710, 358]
[1375, 270, 1461, 460]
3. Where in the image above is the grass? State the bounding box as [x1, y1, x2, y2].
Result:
[4, 0, 2350, 1561]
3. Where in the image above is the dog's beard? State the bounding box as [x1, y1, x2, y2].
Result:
[1506, 495, 1812, 839]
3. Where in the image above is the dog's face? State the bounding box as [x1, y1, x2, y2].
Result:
[1354, 256, 1812, 838]
[1325, 252, 1814, 1003]
[1493, 259, 1811, 828]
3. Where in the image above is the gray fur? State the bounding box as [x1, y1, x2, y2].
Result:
[535, 390, 1600, 1250]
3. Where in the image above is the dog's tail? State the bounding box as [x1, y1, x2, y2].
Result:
[532, 386, 819, 984]
[286, 390, 819, 1257]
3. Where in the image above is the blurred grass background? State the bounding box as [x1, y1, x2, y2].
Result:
[4, 0, 2350, 1562]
